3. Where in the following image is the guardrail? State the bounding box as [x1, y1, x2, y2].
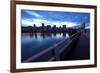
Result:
[23, 31, 81, 62]
[50, 31, 81, 61]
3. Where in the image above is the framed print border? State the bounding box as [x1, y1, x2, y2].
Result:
[10, 0, 97, 72]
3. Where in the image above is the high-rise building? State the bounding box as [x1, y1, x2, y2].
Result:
[62, 25, 66, 32]
[33, 24, 37, 32]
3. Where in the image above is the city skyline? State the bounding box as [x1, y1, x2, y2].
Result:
[21, 10, 90, 27]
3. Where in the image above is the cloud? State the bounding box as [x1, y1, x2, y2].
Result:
[22, 19, 33, 26]
[22, 18, 78, 27]
[25, 11, 43, 18]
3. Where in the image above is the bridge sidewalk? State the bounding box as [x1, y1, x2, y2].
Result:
[66, 30, 90, 60]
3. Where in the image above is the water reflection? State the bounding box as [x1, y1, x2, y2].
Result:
[21, 32, 69, 61]
[22, 32, 69, 39]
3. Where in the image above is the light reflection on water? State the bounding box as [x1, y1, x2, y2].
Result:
[21, 33, 69, 61]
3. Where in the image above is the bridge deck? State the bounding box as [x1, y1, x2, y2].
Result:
[65, 30, 90, 60]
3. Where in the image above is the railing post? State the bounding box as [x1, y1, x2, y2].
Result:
[53, 45, 60, 61]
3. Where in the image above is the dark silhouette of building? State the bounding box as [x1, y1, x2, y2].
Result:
[21, 22, 78, 34]
[22, 26, 33, 33]
[52, 25, 57, 32]
[41, 23, 46, 32]
[47, 25, 51, 32]
[62, 25, 67, 32]
[33, 24, 37, 32]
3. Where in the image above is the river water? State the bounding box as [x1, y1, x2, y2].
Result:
[21, 33, 69, 62]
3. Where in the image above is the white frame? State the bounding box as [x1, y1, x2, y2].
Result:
[16, 4, 94, 69]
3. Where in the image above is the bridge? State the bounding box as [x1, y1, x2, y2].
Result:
[23, 30, 90, 62]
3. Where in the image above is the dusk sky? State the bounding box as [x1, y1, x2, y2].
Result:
[21, 10, 90, 27]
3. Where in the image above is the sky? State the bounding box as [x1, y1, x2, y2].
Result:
[21, 9, 90, 28]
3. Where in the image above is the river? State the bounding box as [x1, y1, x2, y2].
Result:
[21, 33, 69, 62]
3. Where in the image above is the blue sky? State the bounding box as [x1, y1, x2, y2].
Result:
[21, 10, 90, 27]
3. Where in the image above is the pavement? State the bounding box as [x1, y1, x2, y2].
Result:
[66, 30, 90, 60]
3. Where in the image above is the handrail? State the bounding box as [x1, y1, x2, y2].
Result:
[51, 31, 80, 61]
[23, 31, 81, 62]
[59, 31, 80, 54]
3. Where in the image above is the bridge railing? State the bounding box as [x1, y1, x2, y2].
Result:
[50, 31, 81, 61]
[23, 31, 81, 62]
